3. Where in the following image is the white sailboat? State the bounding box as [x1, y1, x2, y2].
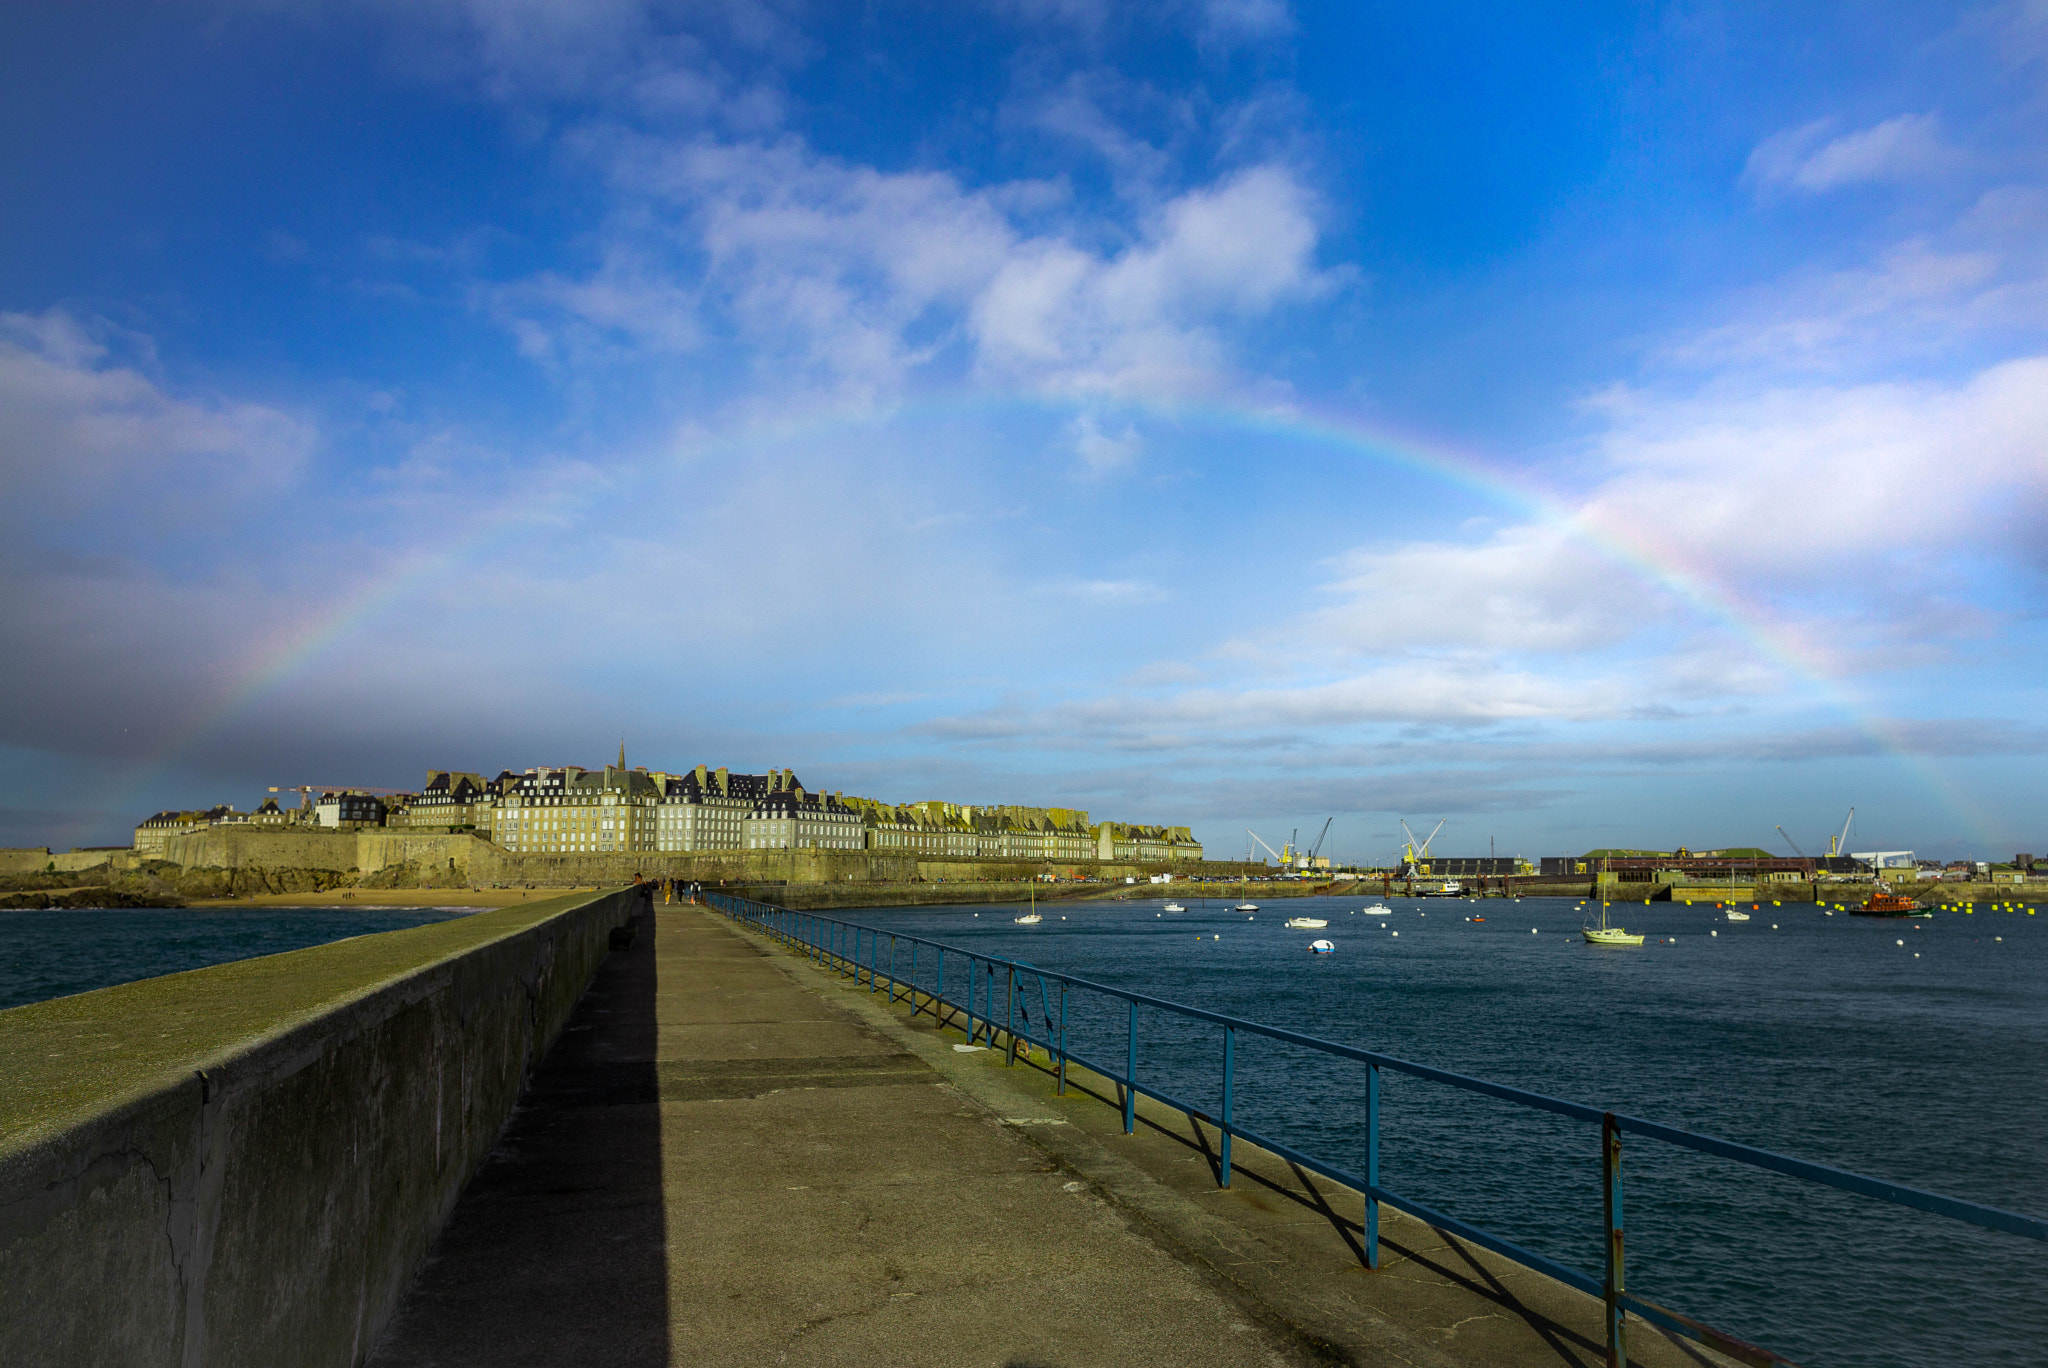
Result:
[1583, 902, 1644, 947]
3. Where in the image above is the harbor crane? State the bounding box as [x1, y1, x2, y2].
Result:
[1246, 829, 1288, 867]
[1775, 825, 1808, 858]
[1399, 818, 1445, 874]
[1828, 808, 1855, 858]
[1307, 817, 1333, 868]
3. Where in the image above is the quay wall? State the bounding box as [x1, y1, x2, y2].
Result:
[0, 886, 645, 1368]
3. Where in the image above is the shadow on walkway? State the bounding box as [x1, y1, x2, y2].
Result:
[368, 903, 669, 1367]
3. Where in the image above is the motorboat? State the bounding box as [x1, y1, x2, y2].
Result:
[1361, 905, 1392, 915]
[1582, 902, 1644, 947]
[1725, 910, 1751, 922]
[1163, 902, 1186, 913]
[1853, 886, 1930, 918]
[1285, 917, 1328, 929]
[1014, 913, 1042, 924]
[1308, 939, 1336, 954]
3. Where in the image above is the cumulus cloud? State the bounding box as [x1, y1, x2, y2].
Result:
[1745, 113, 1961, 194]
[499, 132, 1331, 404]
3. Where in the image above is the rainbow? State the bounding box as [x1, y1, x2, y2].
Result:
[91, 391, 1990, 847]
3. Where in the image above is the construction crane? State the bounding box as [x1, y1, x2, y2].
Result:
[1399, 818, 1445, 874]
[270, 784, 410, 801]
[1306, 817, 1334, 869]
[1775, 825, 1808, 858]
[1246, 829, 1288, 867]
[1828, 808, 1855, 858]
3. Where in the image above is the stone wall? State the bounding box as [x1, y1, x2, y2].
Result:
[0, 886, 644, 1368]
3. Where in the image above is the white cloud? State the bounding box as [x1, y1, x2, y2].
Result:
[1299, 527, 1655, 655]
[0, 309, 311, 511]
[1070, 413, 1145, 472]
[500, 130, 1330, 404]
[1745, 113, 1960, 194]
[968, 165, 1328, 395]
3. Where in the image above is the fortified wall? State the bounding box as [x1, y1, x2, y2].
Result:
[126, 828, 1241, 889]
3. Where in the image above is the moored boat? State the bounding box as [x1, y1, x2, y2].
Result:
[1163, 902, 1186, 913]
[1235, 902, 1260, 912]
[1285, 917, 1328, 928]
[1014, 913, 1042, 924]
[1308, 939, 1336, 954]
[1583, 902, 1644, 947]
[1852, 887, 1930, 918]
[1361, 905, 1392, 915]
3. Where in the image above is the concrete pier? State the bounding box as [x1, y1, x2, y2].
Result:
[370, 906, 1741, 1367]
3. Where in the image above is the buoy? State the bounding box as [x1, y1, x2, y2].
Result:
[1771, 924, 1778, 929]
[1711, 930, 1717, 937]
[1896, 939, 1904, 946]
[1914, 953, 1919, 958]
[1392, 931, 1399, 937]
[1531, 928, 1537, 934]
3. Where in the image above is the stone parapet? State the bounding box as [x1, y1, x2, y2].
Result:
[0, 886, 644, 1368]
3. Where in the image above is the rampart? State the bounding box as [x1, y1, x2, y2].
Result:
[0, 886, 644, 1367]
[135, 828, 1258, 888]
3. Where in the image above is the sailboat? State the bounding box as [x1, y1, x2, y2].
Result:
[1014, 884, 1042, 924]
[1582, 902, 1644, 946]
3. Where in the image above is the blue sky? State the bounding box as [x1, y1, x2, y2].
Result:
[3, 0, 2045, 863]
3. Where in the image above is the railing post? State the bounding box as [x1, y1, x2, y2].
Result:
[908, 940, 918, 1014]
[966, 956, 978, 1043]
[1124, 1000, 1138, 1134]
[1364, 1063, 1380, 1269]
[1056, 983, 1068, 1095]
[887, 935, 896, 1001]
[1220, 1025, 1235, 1188]
[1005, 965, 1017, 1065]
[1604, 1111, 1627, 1368]
[936, 949, 946, 1032]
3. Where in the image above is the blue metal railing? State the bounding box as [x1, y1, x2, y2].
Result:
[705, 892, 2046, 1368]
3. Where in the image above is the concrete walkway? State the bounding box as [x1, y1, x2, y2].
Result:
[371, 905, 1742, 1368]
[370, 904, 1303, 1366]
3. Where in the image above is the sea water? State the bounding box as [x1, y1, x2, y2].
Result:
[0, 905, 477, 1011]
[845, 894, 2046, 1368]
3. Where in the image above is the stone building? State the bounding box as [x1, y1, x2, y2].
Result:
[390, 772, 491, 831]
[1092, 822, 1204, 863]
[494, 749, 661, 855]
[654, 766, 780, 852]
[744, 785, 865, 852]
[132, 806, 235, 855]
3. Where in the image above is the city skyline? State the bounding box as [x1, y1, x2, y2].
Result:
[4, 3, 2045, 863]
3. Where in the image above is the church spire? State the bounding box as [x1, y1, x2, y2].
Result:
[617, 739, 626, 772]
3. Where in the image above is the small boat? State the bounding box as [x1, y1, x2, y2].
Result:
[1285, 917, 1328, 929]
[1583, 902, 1644, 947]
[1163, 902, 1186, 913]
[1361, 905, 1392, 915]
[1235, 902, 1260, 912]
[1725, 910, 1751, 922]
[1853, 887, 1930, 918]
[1308, 939, 1336, 954]
[1013, 913, 1042, 924]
